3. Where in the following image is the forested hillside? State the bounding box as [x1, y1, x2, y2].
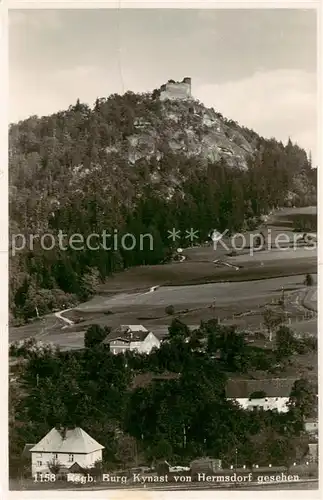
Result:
[9, 90, 317, 323]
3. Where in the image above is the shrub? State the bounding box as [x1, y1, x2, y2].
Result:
[9, 338, 57, 358]
[165, 305, 175, 315]
[304, 274, 314, 286]
[47, 459, 62, 475]
[84, 324, 109, 348]
[294, 341, 307, 355]
[293, 216, 316, 232]
[303, 336, 317, 351]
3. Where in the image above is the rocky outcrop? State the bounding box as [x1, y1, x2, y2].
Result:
[124, 99, 254, 169]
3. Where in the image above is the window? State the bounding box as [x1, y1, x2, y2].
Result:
[53, 453, 58, 459]
[37, 461, 42, 466]
[68, 454, 74, 462]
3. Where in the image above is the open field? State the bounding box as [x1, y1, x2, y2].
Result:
[9, 206, 317, 352]
[274, 206, 316, 215]
[77, 276, 312, 312]
[10, 277, 317, 353]
[95, 254, 316, 293]
[268, 206, 317, 231]
[9, 316, 62, 343]
[95, 206, 317, 294]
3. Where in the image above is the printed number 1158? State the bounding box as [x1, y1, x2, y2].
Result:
[34, 473, 56, 482]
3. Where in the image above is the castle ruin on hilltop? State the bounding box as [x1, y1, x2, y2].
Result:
[159, 77, 192, 101]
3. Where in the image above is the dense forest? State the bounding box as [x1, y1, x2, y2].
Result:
[9, 91, 317, 323]
[9, 319, 317, 477]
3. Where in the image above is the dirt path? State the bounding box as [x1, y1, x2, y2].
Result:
[54, 308, 75, 326]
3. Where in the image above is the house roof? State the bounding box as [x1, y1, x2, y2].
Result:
[226, 378, 297, 399]
[122, 325, 148, 332]
[132, 371, 180, 389]
[190, 457, 221, 465]
[69, 462, 85, 473]
[150, 325, 199, 340]
[30, 427, 104, 454]
[102, 325, 151, 344]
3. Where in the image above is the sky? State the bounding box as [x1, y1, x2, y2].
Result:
[9, 8, 318, 164]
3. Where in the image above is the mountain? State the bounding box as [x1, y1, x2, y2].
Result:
[9, 84, 316, 323]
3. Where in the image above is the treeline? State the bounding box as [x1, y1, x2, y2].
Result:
[9, 319, 317, 476]
[9, 92, 316, 322]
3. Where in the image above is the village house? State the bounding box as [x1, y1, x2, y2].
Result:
[29, 427, 104, 477]
[305, 443, 318, 463]
[190, 457, 222, 475]
[102, 324, 160, 354]
[226, 378, 297, 413]
[304, 418, 318, 438]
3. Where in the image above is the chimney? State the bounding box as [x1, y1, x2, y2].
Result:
[58, 426, 67, 440]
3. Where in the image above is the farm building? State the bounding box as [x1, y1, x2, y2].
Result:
[226, 378, 298, 413]
[102, 324, 160, 354]
[304, 418, 318, 437]
[29, 427, 104, 477]
[190, 457, 222, 475]
[306, 443, 318, 463]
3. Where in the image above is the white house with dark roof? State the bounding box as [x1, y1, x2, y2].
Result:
[226, 378, 297, 413]
[102, 325, 160, 354]
[29, 427, 104, 477]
